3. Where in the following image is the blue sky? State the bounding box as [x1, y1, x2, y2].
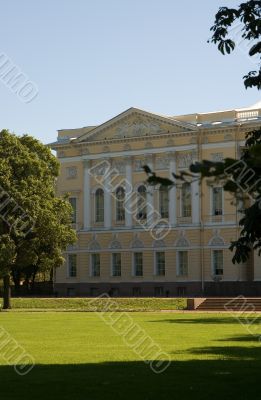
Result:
[0, 0, 259, 144]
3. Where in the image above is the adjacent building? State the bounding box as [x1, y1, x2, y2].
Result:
[50, 101, 261, 297]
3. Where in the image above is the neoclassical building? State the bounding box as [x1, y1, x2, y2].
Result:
[51, 101, 261, 297]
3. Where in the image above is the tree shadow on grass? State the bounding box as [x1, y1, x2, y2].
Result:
[216, 335, 261, 343]
[148, 317, 261, 325]
[180, 345, 261, 360]
[1, 354, 261, 400]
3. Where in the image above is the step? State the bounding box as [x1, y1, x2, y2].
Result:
[194, 297, 261, 311]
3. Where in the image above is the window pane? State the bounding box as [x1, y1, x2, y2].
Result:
[95, 189, 104, 222]
[112, 253, 121, 276]
[181, 183, 191, 217]
[69, 198, 77, 223]
[134, 252, 143, 276]
[116, 187, 125, 222]
[213, 187, 223, 215]
[177, 251, 188, 276]
[92, 253, 100, 276]
[159, 186, 169, 218]
[156, 252, 165, 276]
[68, 254, 77, 277]
[213, 250, 223, 275]
[154, 287, 164, 297]
[132, 287, 141, 296]
[137, 186, 147, 220]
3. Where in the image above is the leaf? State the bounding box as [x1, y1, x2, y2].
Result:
[249, 41, 261, 56]
[142, 165, 152, 174]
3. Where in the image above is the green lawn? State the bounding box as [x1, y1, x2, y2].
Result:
[0, 312, 261, 399]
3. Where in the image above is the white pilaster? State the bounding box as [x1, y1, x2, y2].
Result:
[145, 154, 154, 226]
[192, 177, 200, 224]
[169, 153, 177, 226]
[83, 160, 91, 230]
[125, 157, 133, 228]
[104, 161, 112, 229]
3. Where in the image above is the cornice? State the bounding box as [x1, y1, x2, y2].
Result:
[51, 119, 260, 152]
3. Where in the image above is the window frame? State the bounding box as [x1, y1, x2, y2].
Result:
[68, 254, 77, 278]
[180, 182, 192, 218]
[111, 252, 121, 277]
[91, 253, 101, 277]
[115, 186, 125, 222]
[176, 251, 188, 277]
[212, 249, 224, 276]
[136, 185, 147, 221]
[95, 188, 104, 223]
[212, 187, 223, 216]
[159, 186, 169, 219]
[155, 251, 166, 276]
[133, 252, 143, 277]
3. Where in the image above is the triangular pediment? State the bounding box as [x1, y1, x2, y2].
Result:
[77, 108, 196, 143]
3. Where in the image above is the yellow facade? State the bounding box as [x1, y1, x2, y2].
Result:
[51, 102, 261, 297]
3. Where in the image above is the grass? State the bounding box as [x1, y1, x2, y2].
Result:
[7, 297, 187, 311]
[1, 312, 261, 399]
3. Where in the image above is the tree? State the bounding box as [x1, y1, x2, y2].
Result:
[0, 130, 76, 309]
[144, 1, 261, 264]
[209, 0, 261, 89]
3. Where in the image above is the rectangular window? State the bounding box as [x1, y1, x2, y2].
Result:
[116, 187, 125, 222]
[213, 250, 223, 275]
[177, 287, 187, 297]
[132, 287, 141, 296]
[91, 253, 100, 277]
[159, 187, 169, 218]
[67, 288, 76, 297]
[134, 252, 143, 276]
[110, 288, 120, 297]
[95, 189, 104, 223]
[212, 187, 223, 215]
[154, 287, 164, 297]
[181, 183, 191, 217]
[68, 254, 77, 277]
[69, 197, 77, 223]
[155, 252, 165, 276]
[112, 253, 121, 277]
[90, 287, 99, 297]
[136, 186, 147, 220]
[177, 251, 188, 276]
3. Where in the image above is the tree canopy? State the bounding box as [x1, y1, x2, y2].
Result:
[0, 130, 76, 308]
[209, 0, 261, 89]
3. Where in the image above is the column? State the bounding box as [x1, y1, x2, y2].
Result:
[145, 154, 154, 226]
[192, 177, 200, 224]
[168, 152, 177, 226]
[104, 160, 112, 229]
[125, 157, 133, 228]
[83, 160, 91, 230]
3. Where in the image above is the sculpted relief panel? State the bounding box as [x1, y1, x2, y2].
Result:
[177, 151, 198, 169]
[155, 156, 170, 170]
[86, 113, 186, 142]
[114, 116, 164, 138]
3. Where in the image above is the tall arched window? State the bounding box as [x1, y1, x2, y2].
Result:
[181, 182, 191, 217]
[137, 185, 147, 220]
[159, 185, 169, 218]
[95, 188, 104, 223]
[116, 186, 125, 222]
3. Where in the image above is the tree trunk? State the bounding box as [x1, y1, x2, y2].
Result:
[3, 274, 11, 309]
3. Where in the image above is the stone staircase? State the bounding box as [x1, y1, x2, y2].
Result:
[188, 297, 261, 311]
